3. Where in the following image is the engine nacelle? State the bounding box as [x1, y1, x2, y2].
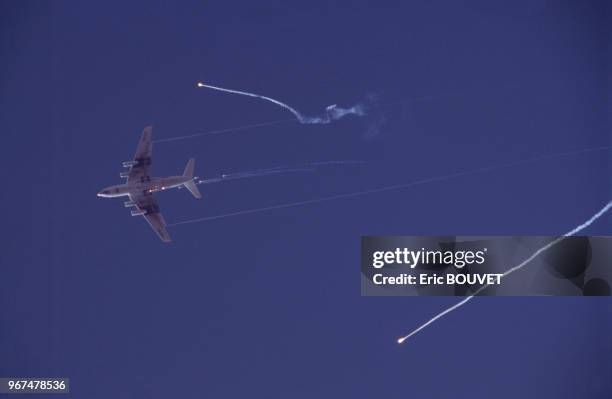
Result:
[120, 171, 130, 178]
[130, 209, 146, 216]
[122, 161, 137, 167]
[124, 201, 136, 208]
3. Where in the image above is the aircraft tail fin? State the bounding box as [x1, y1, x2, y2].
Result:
[183, 158, 202, 199]
[183, 158, 196, 178]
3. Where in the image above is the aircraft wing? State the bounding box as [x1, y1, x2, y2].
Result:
[144, 212, 172, 243]
[130, 191, 172, 243]
[127, 126, 153, 184]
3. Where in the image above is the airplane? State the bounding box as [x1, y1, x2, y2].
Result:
[97, 126, 201, 242]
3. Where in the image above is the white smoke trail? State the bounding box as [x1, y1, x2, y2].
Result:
[289, 160, 365, 168]
[154, 119, 295, 143]
[167, 145, 612, 227]
[396, 200, 612, 344]
[197, 82, 366, 124]
[157, 84, 521, 143]
[194, 160, 363, 186]
[197, 167, 313, 185]
[246, 160, 364, 173]
[219, 168, 313, 179]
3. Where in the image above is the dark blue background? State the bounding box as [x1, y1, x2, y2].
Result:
[1, 1, 610, 398]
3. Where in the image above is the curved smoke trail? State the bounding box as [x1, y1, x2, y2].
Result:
[197, 82, 366, 124]
[156, 83, 522, 144]
[396, 199, 612, 344]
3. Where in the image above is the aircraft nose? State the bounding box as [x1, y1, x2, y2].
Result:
[97, 189, 108, 197]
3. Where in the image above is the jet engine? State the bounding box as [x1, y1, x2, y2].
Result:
[130, 209, 146, 216]
[120, 171, 130, 178]
[122, 161, 137, 167]
[124, 201, 136, 208]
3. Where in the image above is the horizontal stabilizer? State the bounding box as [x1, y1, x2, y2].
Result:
[184, 179, 202, 199]
[183, 158, 201, 199]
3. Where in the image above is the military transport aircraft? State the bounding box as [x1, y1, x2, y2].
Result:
[97, 126, 201, 242]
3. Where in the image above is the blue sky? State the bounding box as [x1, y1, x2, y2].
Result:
[0, 1, 610, 398]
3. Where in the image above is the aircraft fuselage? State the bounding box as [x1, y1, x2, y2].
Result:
[97, 175, 193, 198]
